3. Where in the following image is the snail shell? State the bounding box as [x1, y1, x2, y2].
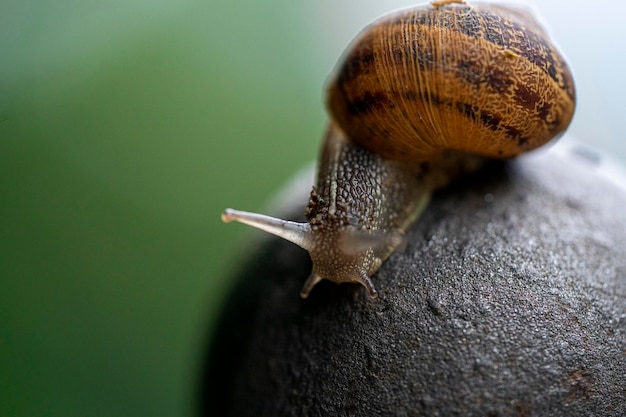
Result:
[328, 1, 575, 161]
[222, 1, 575, 299]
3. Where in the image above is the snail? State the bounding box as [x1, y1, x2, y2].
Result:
[222, 0, 576, 299]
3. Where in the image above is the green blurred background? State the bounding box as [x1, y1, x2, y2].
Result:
[1, 0, 624, 416]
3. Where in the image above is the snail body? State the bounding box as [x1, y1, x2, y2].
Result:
[222, 1, 575, 299]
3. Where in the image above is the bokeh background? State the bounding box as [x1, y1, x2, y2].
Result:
[1, 0, 625, 416]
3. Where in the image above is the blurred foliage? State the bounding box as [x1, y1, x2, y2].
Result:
[0, 0, 323, 416]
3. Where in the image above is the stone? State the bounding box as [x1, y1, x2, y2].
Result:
[200, 142, 626, 416]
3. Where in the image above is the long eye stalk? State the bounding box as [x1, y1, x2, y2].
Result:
[222, 209, 313, 251]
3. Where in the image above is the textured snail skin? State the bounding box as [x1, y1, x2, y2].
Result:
[299, 123, 483, 297]
[222, 1, 575, 298]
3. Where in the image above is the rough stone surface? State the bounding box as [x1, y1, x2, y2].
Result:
[201, 143, 626, 417]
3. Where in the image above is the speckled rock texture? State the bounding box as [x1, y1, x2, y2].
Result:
[201, 143, 626, 417]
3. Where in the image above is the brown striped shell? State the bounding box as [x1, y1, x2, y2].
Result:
[327, 1, 576, 161]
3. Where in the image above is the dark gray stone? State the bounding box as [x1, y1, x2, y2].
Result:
[201, 143, 626, 417]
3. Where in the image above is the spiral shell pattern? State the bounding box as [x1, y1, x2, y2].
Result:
[327, 2, 576, 161]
